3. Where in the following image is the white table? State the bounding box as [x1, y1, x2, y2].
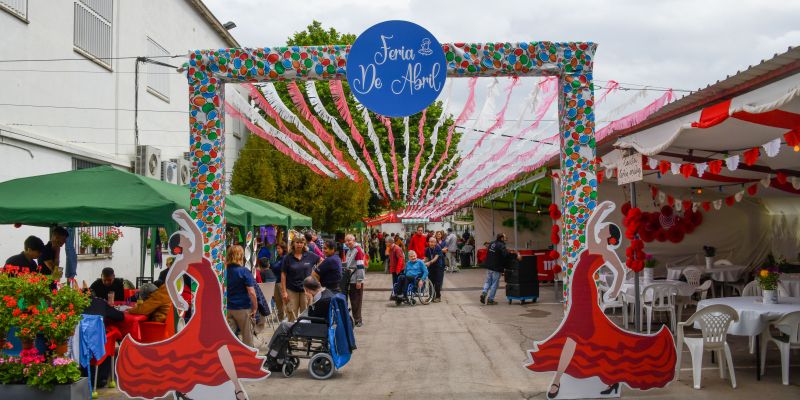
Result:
[781, 273, 800, 297]
[696, 296, 800, 380]
[666, 265, 748, 282]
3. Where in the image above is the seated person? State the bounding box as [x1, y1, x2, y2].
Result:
[90, 267, 125, 303]
[256, 257, 277, 283]
[265, 276, 333, 370]
[128, 283, 171, 322]
[395, 250, 428, 300]
[4, 235, 45, 273]
[83, 294, 125, 323]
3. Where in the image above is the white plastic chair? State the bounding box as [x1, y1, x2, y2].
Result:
[760, 311, 800, 385]
[741, 280, 761, 296]
[676, 304, 739, 389]
[714, 259, 733, 266]
[641, 283, 678, 333]
[598, 285, 628, 328]
[683, 267, 703, 287]
[677, 280, 712, 322]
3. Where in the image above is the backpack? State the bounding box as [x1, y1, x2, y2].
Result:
[253, 282, 271, 317]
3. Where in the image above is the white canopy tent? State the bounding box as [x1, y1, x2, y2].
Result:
[598, 47, 800, 272]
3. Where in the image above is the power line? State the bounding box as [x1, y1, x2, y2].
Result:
[0, 103, 188, 114]
[7, 122, 189, 133]
[0, 54, 185, 63]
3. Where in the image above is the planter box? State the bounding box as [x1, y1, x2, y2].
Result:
[0, 377, 89, 400]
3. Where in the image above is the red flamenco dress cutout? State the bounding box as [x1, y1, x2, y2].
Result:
[117, 210, 268, 399]
[526, 201, 676, 398]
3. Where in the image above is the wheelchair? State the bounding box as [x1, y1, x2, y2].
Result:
[279, 316, 335, 379]
[392, 276, 435, 306]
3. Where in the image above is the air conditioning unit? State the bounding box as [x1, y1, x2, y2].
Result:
[161, 161, 178, 184]
[175, 158, 193, 186]
[135, 145, 161, 179]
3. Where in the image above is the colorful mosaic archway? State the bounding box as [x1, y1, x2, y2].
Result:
[186, 42, 597, 286]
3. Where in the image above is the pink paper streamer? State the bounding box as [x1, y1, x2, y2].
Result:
[226, 103, 326, 176]
[409, 109, 428, 196]
[597, 80, 619, 104]
[595, 89, 673, 141]
[286, 81, 358, 179]
[378, 116, 401, 198]
[420, 77, 479, 199]
[246, 84, 341, 176]
[329, 80, 388, 198]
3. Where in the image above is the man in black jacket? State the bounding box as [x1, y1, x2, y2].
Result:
[265, 276, 332, 369]
[480, 233, 521, 305]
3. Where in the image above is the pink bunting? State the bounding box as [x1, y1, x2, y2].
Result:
[246, 84, 341, 175]
[285, 81, 358, 180]
[595, 90, 674, 141]
[377, 116, 401, 198]
[329, 80, 388, 198]
[409, 110, 428, 197]
[596, 80, 620, 104]
[419, 77, 479, 199]
[226, 103, 327, 176]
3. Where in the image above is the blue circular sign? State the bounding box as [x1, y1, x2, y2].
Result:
[346, 20, 447, 117]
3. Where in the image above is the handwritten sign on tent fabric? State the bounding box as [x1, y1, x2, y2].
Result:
[618, 154, 643, 185]
[347, 20, 446, 117]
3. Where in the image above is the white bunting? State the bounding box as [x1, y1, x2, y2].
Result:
[791, 176, 800, 190]
[713, 200, 723, 210]
[761, 175, 772, 188]
[726, 155, 740, 171]
[695, 162, 708, 177]
[734, 191, 744, 202]
[692, 202, 700, 212]
[658, 191, 666, 204]
[674, 201, 683, 212]
[670, 162, 681, 175]
[647, 157, 659, 170]
[762, 138, 782, 158]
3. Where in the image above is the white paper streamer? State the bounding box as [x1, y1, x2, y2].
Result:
[713, 200, 723, 210]
[675, 201, 683, 212]
[402, 116, 410, 198]
[305, 81, 379, 194]
[725, 155, 740, 171]
[415, 80, 454, 200]
[734, 191, 744, 202]
[670, 162, 681, 175]
[761, 175, 772, 188]
[695, 162, 708, 177]
[260, 83, 353, 179]
[227, 90, 337, 178]
[693, 202, 700, 212]
[647, 157, 659, 170]
[658, 191, 666, 204]
[762, 138, 781, 157]
[357, 102, 393, 199]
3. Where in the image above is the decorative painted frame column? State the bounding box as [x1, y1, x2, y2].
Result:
[186, 42, 596, 296]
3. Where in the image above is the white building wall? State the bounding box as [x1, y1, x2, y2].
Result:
[0, 0, 247, 284]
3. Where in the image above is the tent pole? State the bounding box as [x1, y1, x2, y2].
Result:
[139, 228, 146, 283]
[491, 200, 495, 238]
[150, 226, 157, 280]
[513, 190, 518, 251]
[631, 182, 641, 333]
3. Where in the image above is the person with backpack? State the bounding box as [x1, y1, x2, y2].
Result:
[480, 233, 521, 305]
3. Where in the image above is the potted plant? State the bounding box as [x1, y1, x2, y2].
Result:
[757, 265, 780, 304]
[39, 287, 90, 355]
[0, 353, 88, 399]
[644, 254, 657, 283]
[703, 245, 716, 270]
[102, 227, 124, 253]
[7, 273, 51, 349]
[78, 230, 92, 254]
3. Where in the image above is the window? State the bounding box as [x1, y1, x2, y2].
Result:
[71, 157, 103, 170]
[0, 0, 27, 21]
[146, 37, 170, 101]
[73, 0, 112, 69]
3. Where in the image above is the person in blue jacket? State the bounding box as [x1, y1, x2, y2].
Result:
[395, 250, 428, 300]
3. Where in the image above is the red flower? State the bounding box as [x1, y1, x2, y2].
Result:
[12, 308, 21, 317]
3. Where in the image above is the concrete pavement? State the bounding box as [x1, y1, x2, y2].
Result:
[103, 268, 800, 399]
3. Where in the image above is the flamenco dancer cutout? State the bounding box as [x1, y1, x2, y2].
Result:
[117, 210, 268, 400]
[527, 201, 676, 399]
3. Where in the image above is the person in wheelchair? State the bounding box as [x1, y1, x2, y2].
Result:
[393, 250, 428, 302]
[265, 276, 332, 370]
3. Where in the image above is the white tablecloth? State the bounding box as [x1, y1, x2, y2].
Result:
[666, 265, 747, 282]
[782, 274, 800, 297]
[695, 296, 800, 336]
[621, 279, 696, 303]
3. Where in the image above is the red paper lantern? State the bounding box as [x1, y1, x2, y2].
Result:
[656, 230, 667, 242]
[548, 250, 560, 261]
[629, 259, 645, 273]
[549, 204, 562, 220]
[660, 205, 673, 217]
[552, 265, 562, 275]
[620, 201, 632, 216]
[667, 228, 685, 243]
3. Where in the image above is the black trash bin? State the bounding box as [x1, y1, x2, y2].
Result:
[504, 255, 539, 304]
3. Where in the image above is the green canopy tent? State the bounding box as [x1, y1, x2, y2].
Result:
[232, 194, 313, 229]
